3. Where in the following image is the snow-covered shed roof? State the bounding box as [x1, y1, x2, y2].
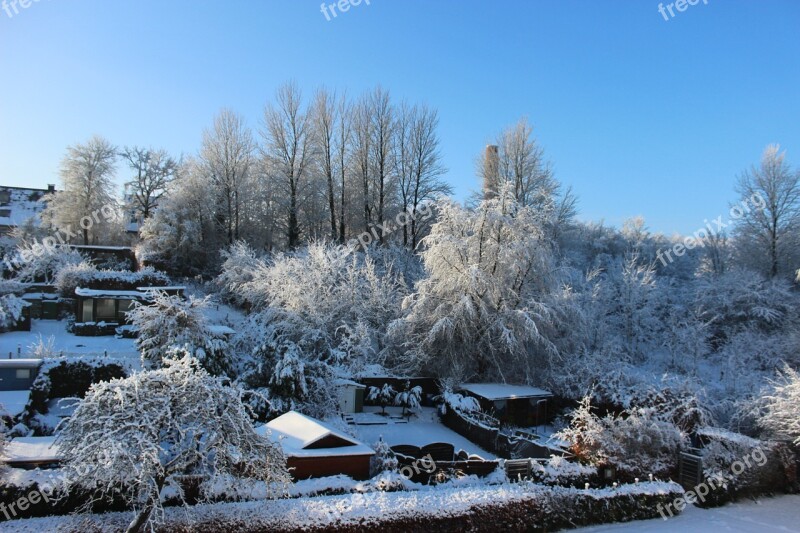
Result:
[334, 378, 366, 388]
[0, 390, 32, 417]
[136, 286, 186, 292]
[75, 287, 149, 299]
[459, 383, 553, 401]
[0, 359, 43, 369]
[208, 325, 236, 336]
[1, 436, 61, 465]
[257, 411, 374, 458]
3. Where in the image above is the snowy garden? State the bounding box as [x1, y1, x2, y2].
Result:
[0, 84, 799, 532]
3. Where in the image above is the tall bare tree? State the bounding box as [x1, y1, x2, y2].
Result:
[352, 96, 373, 234]
[312, 88, 340, 241]
[735, 144, 800, 278]
[336, 95, 353, 243]
[262, 82, 311, 248]
[120, 147, 178, 220]
[395, 103, 450, 249]
[200, 109, 254, 245]
[370, 87, 394, 244]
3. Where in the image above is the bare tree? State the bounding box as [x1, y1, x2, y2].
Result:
[312, 88, 340, 241]
[735, 144, 800, 278]
[262, 82, 311, 248]
[120, 147, 178, 220]
[395, 103, 450, 249]
[352, 96, 373, 233]
[482, 117, 557, 208]
[42, 135, 119, 245]
[336, 95, 353, 243]
[200, 109, 254, 245]
[370, 87, 394, 244]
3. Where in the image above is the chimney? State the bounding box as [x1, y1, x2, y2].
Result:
[482, 145, 499, 200]
[47, 184, 55, 192]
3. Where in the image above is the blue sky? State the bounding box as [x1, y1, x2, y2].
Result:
[0, 0, 798, 236]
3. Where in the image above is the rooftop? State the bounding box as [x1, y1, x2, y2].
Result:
[458, 383, 553, 401]
[257, 411, 374, 458]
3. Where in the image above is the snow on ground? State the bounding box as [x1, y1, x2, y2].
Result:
[352, 406, 496, 459]
[576, 494, 800, 533]
[0, 320, 139, 367]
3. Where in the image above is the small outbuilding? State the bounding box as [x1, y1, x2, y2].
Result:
[458, 383, 553, 427]
[0, 436, 61, 469]
[335, 379, 366, 414]
[0, 359, 42, 392]
[257, 411, 375, 480]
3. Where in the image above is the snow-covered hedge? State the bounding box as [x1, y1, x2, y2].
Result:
[695, 427, 798, 507]
[0, 481, 685, 532]
[55, 263, 170, 296]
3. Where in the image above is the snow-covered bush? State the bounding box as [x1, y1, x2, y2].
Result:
[530, 455, 598, 487]
[216, 241, 265, 307]
[367, 383, 396, 415]
[13, 242, 84, 283]
[556, 395, 686, 479]
[757, 365, 800, 444]
[370, 437, 399, 477]
[127, 291, 229, 374]
[0, 293, 26, 332]
[55, 353, 291, 532]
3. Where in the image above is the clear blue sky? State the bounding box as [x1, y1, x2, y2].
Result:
[1, 0, 798, 236]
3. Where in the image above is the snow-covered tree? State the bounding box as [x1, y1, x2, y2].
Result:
[14, 242, 84, 283]
[758, 365, 800, 444]
[394, 381, 422, 419]
[55, 353, 290, 533]
[0, 293, 26, 332]
[390, 184, 557, 382]
[42, 136, 121, 245]
[367, 383, 396, 415]
[127, 292, 229, 374]
[555, 395, 686, 478]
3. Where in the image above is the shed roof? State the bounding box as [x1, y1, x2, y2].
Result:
[459, 383, 553, 401]
[1, 436, 61, 465]
[0, 390, 32, 417]
[257, 411, 374, 458]
[0, 359, 43, 369]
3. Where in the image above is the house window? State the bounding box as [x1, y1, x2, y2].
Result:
[0, 209, 10, 218]
[95, 299, 117, 321]
[0, 191, 9, 204]
[117, 299, 136, 321]
[16, 369, 30, 379]
[82, 299, 94, 322]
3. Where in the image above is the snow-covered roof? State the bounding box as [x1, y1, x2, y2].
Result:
[208, 325, 236, 336]
[68, 245, 133, 251]
[1, 436, 61, 464]
[0, 358, 43, 369]
[75, 287, 148, 299]
[334, 378, 366, 388]
[257, 411, 374, 458]
[136, 286, 186, 292]
[0, 186, 52, 229]
[0, 390, 32, 417]
[459, 383, 553, 401]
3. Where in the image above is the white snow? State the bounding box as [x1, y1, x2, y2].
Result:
[0, 358, 42, 369]
[0, 390, 31, 417]
[74, 287, 146, 298]
[1, 436, 60, 465]
[574, 495, 800, 532]
[459, 383, 553, 400]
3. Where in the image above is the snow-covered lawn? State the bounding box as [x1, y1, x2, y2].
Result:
[575, 494, 800, 533]
[352, 406, 496, 459]
[0, 319, 139, 367]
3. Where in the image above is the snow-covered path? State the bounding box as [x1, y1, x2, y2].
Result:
[576, 495, 800, 532]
